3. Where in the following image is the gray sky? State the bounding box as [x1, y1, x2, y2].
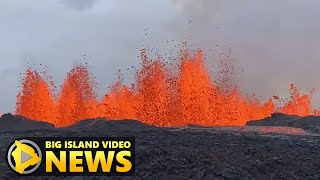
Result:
[1, 0, 320, 113]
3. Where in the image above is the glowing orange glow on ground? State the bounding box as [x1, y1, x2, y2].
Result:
[14, 48, 320, 127]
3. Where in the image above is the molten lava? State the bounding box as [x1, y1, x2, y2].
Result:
[56, 65, 99, 127]
[15, 48, 320, 127]
[16, 68, 56, 123]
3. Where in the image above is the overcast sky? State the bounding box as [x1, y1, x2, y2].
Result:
[1, 0, 320, 113]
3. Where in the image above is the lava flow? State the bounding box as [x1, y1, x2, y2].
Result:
[14, 48, 320, 127]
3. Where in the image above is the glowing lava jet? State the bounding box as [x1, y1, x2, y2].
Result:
[15, 48, 319, 127]
[16, 68, 56, 123]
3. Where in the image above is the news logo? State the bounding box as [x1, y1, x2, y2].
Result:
[7, 139, 42, 174]
[6, 137, 135, 176]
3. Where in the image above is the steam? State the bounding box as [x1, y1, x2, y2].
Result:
[169, 0, 320, 108]
[60, 0, 99, 10]
[1, 0, 320, 113]
[171, 0, 221, 22]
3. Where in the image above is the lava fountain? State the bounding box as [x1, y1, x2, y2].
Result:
[15, 48, 320, 127]
[16, 68, 56, 123]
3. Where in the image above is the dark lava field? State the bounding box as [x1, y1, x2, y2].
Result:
[0, 113, 319, 180]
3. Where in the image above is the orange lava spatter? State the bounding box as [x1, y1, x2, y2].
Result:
[16, 68, 56, 123]
[55, 65, 99, 126]
[14, 49, 319, 127]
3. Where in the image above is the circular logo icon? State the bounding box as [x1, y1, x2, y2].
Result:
[7, 139, 42, 175]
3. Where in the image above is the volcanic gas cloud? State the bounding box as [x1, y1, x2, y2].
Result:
[14, 48, 320, 127]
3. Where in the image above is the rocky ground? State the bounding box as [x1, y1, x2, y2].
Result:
[0, 113, 319, 180]
[247, 113, 320, 134]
